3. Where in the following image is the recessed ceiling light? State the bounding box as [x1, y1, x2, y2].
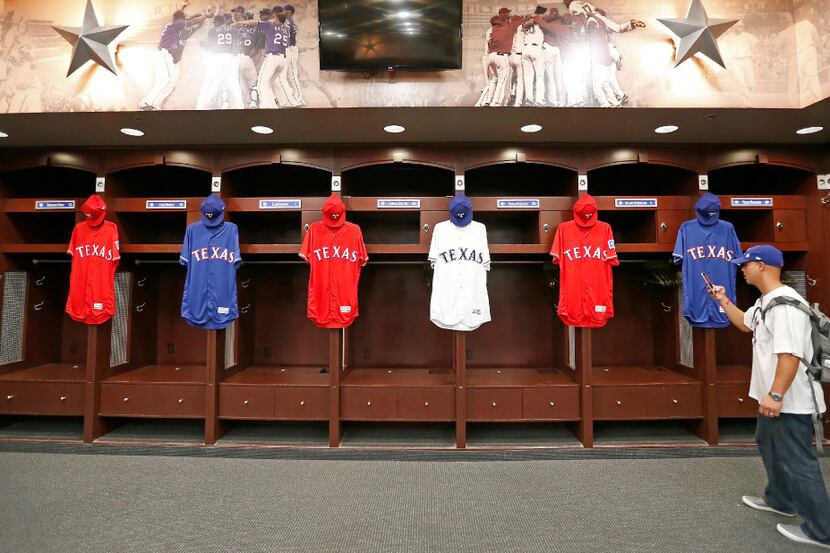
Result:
[251, 125, 274, 135]
[384, 124, 405, 134]
[795, 126, 823, 135]
[521, 124, 542, 133]
[0, 131, 7, 138]
[120, 128, 144, 137]
[654, 125, 679, 134]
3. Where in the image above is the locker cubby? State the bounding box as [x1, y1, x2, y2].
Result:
[348, 212, 421, 244]
[0, 266, 87, 418]
[599, 211, 656, 243]
[0, 166, 95, 199]
[720, 210, 773, 243]
[115, 212, 188, 246]
[707, 164, 812, 196]
[464, 163, 575, 197]
[1, 212, 78, 245]
[98, 265, 207, 421]
[341, 163, 454, 197]
[221, 164, 331, 197]
[587, 164, 696, 196]
[230, 212, 302, 244]
[474, 212, 539, 244]
[591, 265, 703, 422]
[219, 263, 330, 422]
[107, 165, 211, 198]
[466, 262, 579, 425]
[341, 263, 456, 423]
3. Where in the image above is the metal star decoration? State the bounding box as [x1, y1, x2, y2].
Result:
[52, 0, 128, 77]
[657, 0, 738, 68]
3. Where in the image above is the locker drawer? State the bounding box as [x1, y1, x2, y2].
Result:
[155, 385, 205, 418]
[219, 386, 274, 419]
[657, 210, 689, 244]
[397, 387, 455, 421]
[37, 383, 85, 416]
[718, 384, 757, 418]
[341, 388, 397, 420]
[644, 385, 703, 419]
[773, 209, 806, 242]
[0, 382, 26, 414]
[522, 387, 580, 420]
[593, 387, 647, 420]
[100, 383, 154, 416]
[467, 388, 523, 421]
[274, 387, 329, 420]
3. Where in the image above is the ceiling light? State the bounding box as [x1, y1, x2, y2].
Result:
[654, 125, 679, 134]
[384, 124, 405, 134]
[120, 128, 144, 137]
[795, 126, 823, 135]
[251, 125, 274, 135]
[0, 131, 7, 138]
[521, 124, 542, 133]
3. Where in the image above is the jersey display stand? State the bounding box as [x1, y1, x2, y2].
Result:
[0, 146, 827, 448]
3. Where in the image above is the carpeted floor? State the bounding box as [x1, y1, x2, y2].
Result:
[1, 446, 828, 553]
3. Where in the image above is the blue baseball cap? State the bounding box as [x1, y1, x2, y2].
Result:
[201, 194, 226, 228]
[448, 194, 473, 227]
[731, 244, 784, 267]
[694, 192, 720, 226]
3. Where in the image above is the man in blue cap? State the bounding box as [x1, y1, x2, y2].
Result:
[709, 244, 830, 548]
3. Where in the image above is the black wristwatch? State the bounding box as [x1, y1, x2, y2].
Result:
[769, 391, 783, 402]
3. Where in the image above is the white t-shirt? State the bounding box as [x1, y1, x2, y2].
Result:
[744, 285, 826, 414]
[428, 220, 491, 331]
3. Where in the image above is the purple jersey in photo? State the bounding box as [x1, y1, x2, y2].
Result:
[158, 19, 194, 63]
[259, 21, 289, 55]
[287, 18, 297, 46]
[208, 24, 238, 54]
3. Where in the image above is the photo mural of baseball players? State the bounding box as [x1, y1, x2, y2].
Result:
[65, 195, 121, 325]
[179, 195, 242, 330]
[550, 194, 619, 328]
[196, 13, 246, 110]
[428, 195, 492, 331]
[673, 193, 742, 328]
[299, 194, 368, 329]
[237, 6, 299, 108]
[139, 2, 213, 111]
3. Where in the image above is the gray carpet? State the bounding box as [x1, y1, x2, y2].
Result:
[593, 421, 706, 446]
[95, 420, 204, 444]
[467, 423, 582, 448]
[341, 423, 457, 448]
[719, 419, 758, 444]
[1, 451, 829, 553]
[218, 422, 329, 447]
[0, 417, 83, 440]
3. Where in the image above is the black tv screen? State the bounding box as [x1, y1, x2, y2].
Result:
[318, 1, 462, 71]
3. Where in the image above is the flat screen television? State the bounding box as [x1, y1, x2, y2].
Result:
[318, 1, 463, 71]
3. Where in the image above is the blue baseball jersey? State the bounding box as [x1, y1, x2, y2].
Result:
[673, 220, 742, 328]
[179, 222, 242, 329]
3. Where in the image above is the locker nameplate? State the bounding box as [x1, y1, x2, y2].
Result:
[35, 200, 75, 210]
[614, 198, 658, 208]
[731, 198, 773, 207]
[259, 199, 302, 209]
[146, 200, 187, 210]
[497, 199, 540, 209]
[377, 199, 420, 209]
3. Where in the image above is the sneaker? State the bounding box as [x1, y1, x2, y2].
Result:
[741, 496, 796, 517]
[777, 524, 830, 549]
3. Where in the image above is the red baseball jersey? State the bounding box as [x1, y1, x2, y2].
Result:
[65, 220, 120, 324]
[299, 221, 368, 328]
[550, 195, 619, 328]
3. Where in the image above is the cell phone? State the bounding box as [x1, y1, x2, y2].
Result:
[700, 271, 714, 293]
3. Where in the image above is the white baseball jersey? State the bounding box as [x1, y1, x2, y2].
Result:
[428, 220, 491, 331]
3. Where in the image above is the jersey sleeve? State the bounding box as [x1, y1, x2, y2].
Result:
[770, 303, 811, 359]
[111, 225, 121, 265]
[232, 225, 242, 267]
[67, 225, 78, 256]
[428, 223, 440, 263]
[550, 225, 562, 264]
[728, 225, 742, 260]
[179, 226, 191, 265]
[298, 225, 311, 263]
[603, 225, 619, 266]
[481, 224, 491, 271]
[672, 223, 684, 265]
[356, 227, 369, 267]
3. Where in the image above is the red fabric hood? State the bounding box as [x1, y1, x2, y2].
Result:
[573, 194, 597, 228]
[82, 194, 107, 228]
[322, 194, 346, 228]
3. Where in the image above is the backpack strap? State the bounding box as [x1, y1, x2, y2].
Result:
[760, 296, 813, 322]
